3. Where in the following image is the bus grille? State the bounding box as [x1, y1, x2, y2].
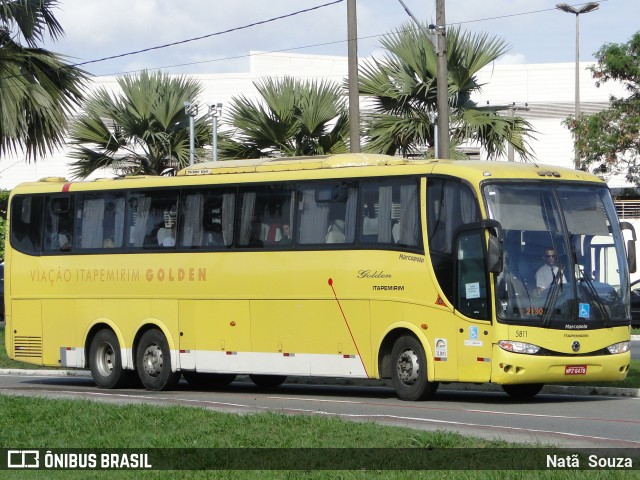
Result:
[14, 336, 43, 358]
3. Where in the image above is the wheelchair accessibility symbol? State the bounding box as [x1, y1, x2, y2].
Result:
[579, 303, 590, 319]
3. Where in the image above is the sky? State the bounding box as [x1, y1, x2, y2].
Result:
[38, 0, 639, 78]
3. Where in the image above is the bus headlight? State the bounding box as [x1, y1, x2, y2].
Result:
[498, 340, 541, 354]
[607, 341, 630, 354]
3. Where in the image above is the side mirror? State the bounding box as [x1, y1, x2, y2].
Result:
[627, 239, 636, 274]
[487, 236, 503, 273]
[620, 221, 637, 273]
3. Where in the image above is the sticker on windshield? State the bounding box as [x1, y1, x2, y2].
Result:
[578, 303, 590, 319]
[465, 282, 480, 299]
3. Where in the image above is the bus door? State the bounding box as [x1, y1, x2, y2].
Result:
[453, 228, 493, 382]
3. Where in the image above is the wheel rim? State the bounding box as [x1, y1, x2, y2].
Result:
[95, 342, 115, 378]
[142, 344, 164, 378]
[396, 347, 420, 385]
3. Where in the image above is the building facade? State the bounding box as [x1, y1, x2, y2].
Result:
[0, 51, 628, 191]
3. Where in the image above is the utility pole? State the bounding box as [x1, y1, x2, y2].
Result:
[347, 0, 360, 153]
[397, 0, 448, 159]
[435, 0, 449, 159]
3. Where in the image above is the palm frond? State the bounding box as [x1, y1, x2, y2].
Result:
[68, 70, 207, 177]
[222, 76, 349, 158]
[0, 37, 87, 160]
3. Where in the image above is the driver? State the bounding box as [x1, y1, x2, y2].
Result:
[535, 248, 567, 293]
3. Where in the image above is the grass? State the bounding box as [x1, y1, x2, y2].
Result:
[0, 395, 637, 480]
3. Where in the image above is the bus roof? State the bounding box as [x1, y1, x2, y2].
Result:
[180, 155, 604, 185]
[176, 153, 417, 175]
[13, 154, 605, 194]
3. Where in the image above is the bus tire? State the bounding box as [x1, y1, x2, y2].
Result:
[89, 329, 129, 389]
[391, 335, 438, 401]
[502, 383, 544, 398]
[183, 372, 236, 388]
[136, 329, 180, 391]
[249, 374, 287, 389]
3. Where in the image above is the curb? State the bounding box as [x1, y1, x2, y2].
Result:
[1, 369, 638, 398]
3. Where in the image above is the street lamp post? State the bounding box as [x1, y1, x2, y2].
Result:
[209, 103, 223, 162]
[556, 2, 599, 169]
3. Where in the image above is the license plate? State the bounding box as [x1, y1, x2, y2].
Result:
[565, 365, 587, 375]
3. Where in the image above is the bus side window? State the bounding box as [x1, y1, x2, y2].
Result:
[238, 185, 295, 248]
[127, 191, 178, 249]
[10, 195, 44, 254]
[180, 189, 235, 249]
[297, 182, 356, 245]
[455, 230, 490, 320]
[73, 194, 125, 250]
[359, 179, 420, 246]
[43, 196, 74, 253]
[427, 178, 481, 303]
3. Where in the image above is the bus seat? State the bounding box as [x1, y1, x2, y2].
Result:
[326, 219, 346, 243]
[266, 224, 282, 243]
[157, 228, 172, 245]
[516, 252, 538, 289]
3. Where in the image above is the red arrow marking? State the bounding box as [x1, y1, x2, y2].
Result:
[327, 278, 369, 377]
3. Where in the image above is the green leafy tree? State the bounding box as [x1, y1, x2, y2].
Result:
[564, 32, 640, 183]
[68, 70, 211, 178]
[0, 0, 87, 160]
[219, 76, 349, 158]
[359, 23, 534, 159]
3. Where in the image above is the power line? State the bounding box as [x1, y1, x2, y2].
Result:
[95, 1, 613, 78]
[0, 0, 344, 83]
[69, 0, 344, 69]
[451, 0, 610, 27]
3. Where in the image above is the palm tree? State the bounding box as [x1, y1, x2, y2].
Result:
[219, 76, 349, 158]
[0, 0, 87, 160]
[68, 70, 211, 178]
[359, 24, 534, 159]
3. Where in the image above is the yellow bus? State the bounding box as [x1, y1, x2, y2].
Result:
[4, 154, 635, 400]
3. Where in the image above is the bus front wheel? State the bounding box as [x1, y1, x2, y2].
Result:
[502, 383, 544, 398]
[136, 329, 180, 391]
[391, 335, 438, 401]
[89, 329, 129, 389]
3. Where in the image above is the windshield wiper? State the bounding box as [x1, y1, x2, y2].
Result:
[578, 266, 611, 326]
[541, 266, 564, 326]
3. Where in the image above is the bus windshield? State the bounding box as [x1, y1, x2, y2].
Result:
[485, 183, 630, 328]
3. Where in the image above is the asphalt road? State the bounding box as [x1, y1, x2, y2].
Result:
[0, 371, 638, 449]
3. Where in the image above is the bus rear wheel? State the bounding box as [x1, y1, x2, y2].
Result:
[136, 329, 180, 391]
[249, 374, 287, 389]
[502, 383, 544, 398]
[391, 335, 438, 401]
[89, 329, 130, 389]
[183, 372, 237, 388]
